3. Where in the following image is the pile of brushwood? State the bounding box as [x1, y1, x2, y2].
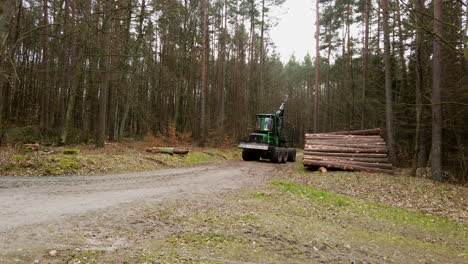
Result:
[303, 128, 393, 174]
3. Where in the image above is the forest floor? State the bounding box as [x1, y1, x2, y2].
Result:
[0, 148, 466, 263]
[0, 140, 239, 176]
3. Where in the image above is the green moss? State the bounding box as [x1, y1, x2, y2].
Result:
[14, 155, 31, 161]
[44, 157, 82, 175]
[3, 163, 19, 171]
[63, 149, 80, 155]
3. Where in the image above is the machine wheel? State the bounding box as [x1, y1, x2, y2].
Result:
[281, 149, 287, 163]
[242, 149, 252, 161]
[287, 148, 296, 162]
[250, 150, 260, 161]
[242, 149, 260, 161]
[270, 148, 281, 163]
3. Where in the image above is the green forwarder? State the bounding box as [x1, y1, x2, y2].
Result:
[238, 103, 296, 163]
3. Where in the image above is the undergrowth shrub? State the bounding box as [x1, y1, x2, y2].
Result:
[4, 126, 41, 144]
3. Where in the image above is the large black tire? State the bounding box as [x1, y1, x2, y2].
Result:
[242, 149, 260, 161]
[281, 149, 287, 163]
[287, 148, 296, 162]
[250, 150, 260, 161]
[242, 149, 251, 161]
[270, 148, 281, 163]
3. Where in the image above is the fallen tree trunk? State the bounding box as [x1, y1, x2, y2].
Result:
[306, 139, 386, 145]
[305, 136, 382, 142]
[303, 159, 393, 174]
[146, 147, 190, 155]
[303, 158, 393, 170]
[303, 151, 388, 158]
[305, 141, 386, 147]
[304, 145, 388, 153]
[321, 128, 381, 136]
[303, 155, 389, 163]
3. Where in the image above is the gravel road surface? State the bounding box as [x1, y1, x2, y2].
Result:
[0, 160, 278, 232]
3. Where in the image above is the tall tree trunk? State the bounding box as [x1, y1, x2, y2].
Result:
[259, 0, 265, 112]
[361, 0, 370, 129]
[41, 0, 50, 137]
[464, 3, 467, 60]
[381, 0, 396, 163]
[326, 24, 332, 132]
[199, 0, 208, 146]
[377, 2, 381, 53]
[313, 0, 320, 133]
[62, 0, 80, 144]
[248, 0, 256, 115]
[395, 0, 408, 94]
[412, 0, 427, 176]
[217, 0, 227, 129]
[431, 0, 443, 181]
[0, 0, 15, 125]
[96, 0, 113, 148]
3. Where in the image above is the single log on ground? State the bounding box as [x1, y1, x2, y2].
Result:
[147, 147, 190, 155]
[303, 151, 388, 158]
[304, 145, 388, 153]
[303, 155, 390, 163]
[158, 147, 190, 155]
[303, 160, 393, 174]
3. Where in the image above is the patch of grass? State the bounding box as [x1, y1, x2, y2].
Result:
[348, 229, 465, 255]
[67, 249, 105, 264]
[271, 179, 351, 206]
[363, 201, 465, 232]
[139, 251, 225, 264]
[252, 191, 272, 199]
[241, 214, 258, 221]
[182, 152, 216, 164]
[172, 232, 237, 248]
[272, 179, 466, 234]
[63, 149, 79, 155]
[14, 155, 31, 161]
[292, 164, 467, 222]
[1, 144, 240, 176]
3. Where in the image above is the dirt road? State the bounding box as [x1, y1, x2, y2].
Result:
[1, 156, 465, 264]
[0, 160, 279, 232]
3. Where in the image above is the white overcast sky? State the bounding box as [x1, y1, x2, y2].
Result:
[270, 0, 316, 63]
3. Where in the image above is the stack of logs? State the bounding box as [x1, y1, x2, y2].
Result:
[303, 128, 393, 174]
